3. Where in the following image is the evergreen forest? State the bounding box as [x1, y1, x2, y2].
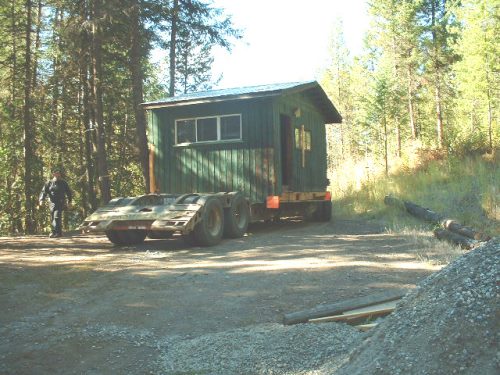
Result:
[0, 0, 498, 235]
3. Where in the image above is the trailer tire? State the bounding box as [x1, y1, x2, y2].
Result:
[182, 232, 198, 246]
[123, 230, 147, 244]
[312, 201, 332, 222]
[192, 197, 224, 246]
[223, 193, 250, 238]
[105, 230, 126, 245]
[320, 201, 332, 222]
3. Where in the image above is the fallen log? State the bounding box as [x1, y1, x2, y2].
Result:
[283, 289, 408, 325]
[384, 195, 444, 223]
[403, 200, 444, 223]
[384, 195, 488, 242]
[309, 300, 397, 324]
[433, 229, 479, 249]
[442, 220, 490, 241]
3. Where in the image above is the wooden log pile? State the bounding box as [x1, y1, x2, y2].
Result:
[384, 195, 490, 249]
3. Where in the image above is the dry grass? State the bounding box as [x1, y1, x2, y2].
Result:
[384, 226, 466, 267]
[330, 151, 499, 238]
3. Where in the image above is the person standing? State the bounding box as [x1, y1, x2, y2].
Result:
[39, 167, 73, 238]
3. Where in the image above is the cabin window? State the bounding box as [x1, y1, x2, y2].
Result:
[175, 114, 242, 144]
[220, 115, 241, 140]
[197, 117, 218, 141]
[294, 127, 312, 151]
[176, 119, 196, 143]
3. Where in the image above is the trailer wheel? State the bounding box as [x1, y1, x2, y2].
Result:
[125, 230, 147, 244]
[192, 197, 224, 246]
[182, 232, 198, 246]
[223, 193, 250, 238]
[105, 230, 126, 245]
[319, 201, 332, 222]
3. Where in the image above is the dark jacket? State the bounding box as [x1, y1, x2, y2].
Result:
[39, 178, 72, 208]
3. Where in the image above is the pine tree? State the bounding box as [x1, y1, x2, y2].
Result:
[453, 0, 499, 153]
[128, 0, 151, 192]
[368, 0, 421, 147]
[22, 0, 42, 233]
[417, 0, 460, 149]
[321, 19, 352, 161]
[166, 0, 240, 96]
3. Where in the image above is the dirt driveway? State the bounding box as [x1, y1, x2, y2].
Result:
[0, 219, 447, 374]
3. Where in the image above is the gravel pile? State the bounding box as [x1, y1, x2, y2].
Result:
[334, 237, 499, 375]
[156, 238, 498, 375]
[158, 322, 363, 374]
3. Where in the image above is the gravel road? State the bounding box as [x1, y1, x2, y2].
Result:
[0, 218, 479, 374]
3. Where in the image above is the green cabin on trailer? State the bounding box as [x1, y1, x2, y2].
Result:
[142, 81, 342, 210]
[80, 81, 343, 247]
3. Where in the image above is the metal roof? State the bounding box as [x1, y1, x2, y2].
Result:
[141, 80, 342, 123]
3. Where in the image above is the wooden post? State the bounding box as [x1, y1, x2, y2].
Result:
[149, 144, 157, 193]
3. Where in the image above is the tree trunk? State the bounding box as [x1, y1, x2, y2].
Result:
[337, 63, 345, 158]
[435, 81, 444, 148]
[183, 47, 189, 93]
[81, 63, 98, 211]
[79, 0, 98, 212]
[433, 229, 478, 250]
[32, 0, 42, 89]
[169, 0, 179, 97]
[430, 0, 444, 149]
[383, 112, 388, 176]
[384, 195, 490, 242]
[407, 66, 417, 139]
[8, 0, 23, 234]
[51, 8, 61, 162]
[395, 118, 401, 158]
[485, 71, 493, 153]
[57, 9, 67, 167]
[23, 0, 36, 233]
[10, 0, 18, 115]
[91, 0, 111, 203]
[59, 72, 67, 167]
[129, 2, 150, 193]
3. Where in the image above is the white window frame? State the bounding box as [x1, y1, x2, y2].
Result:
[175, 114, 242, 145]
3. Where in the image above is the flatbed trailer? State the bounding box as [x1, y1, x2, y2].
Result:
[80, 190, 332, 246]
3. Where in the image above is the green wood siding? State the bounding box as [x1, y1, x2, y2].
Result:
[147, 91, 329, 204]
[149, 98, 278, 203]
[274, 92, 329, 193]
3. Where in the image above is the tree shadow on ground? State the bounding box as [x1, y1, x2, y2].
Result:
[0, 217, 454, 375]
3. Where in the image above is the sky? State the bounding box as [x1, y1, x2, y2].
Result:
[210, 0, 369, 89]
